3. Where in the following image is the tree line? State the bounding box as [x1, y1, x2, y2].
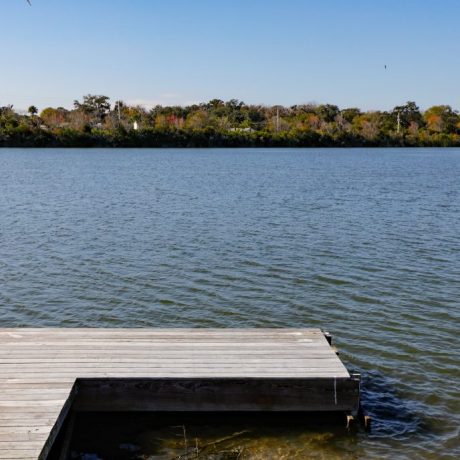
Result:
[1, 95, 459, 147]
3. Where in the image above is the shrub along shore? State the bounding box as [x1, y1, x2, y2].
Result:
[1, 96, 459, 147]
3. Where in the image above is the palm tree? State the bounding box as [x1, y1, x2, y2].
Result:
[28, 106, 38, 117]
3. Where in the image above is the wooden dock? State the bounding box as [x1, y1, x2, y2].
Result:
[0, 328, 360, 459]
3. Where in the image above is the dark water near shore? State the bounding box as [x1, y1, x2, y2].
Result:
[1, 148, 459, 459]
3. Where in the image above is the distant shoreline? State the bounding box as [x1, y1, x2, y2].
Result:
[1, 130, 459, 148]
[2, 97, 459, 148]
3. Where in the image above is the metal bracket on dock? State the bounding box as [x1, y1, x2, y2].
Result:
[348, 373, 371, 432]
[323, 331, 332, 345]
[350, 372, 362, 401]
[350, 372, 361, 382]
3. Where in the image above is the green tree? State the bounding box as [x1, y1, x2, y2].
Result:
[74, 94, 111, 123]
[40, 107, 68, 127]
[316, 104, 339, 123]
[0, 105, 18, 129]
[340, 108, 361, 123]
[392, 101, 423, 131]
[424, 105, 459, 133]
[207, 99, 225, 109]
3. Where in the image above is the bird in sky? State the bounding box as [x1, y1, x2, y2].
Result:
[385, 65, 387, 69]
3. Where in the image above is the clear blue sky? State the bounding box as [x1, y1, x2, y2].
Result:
[2, 0, 459, 112]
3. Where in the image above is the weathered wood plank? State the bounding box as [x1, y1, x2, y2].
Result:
[0, 420, 56, 427]
[0, 355, 336, 363]
[0, 433, 49, 442]
[0, 427, 51, 433]
[0, 451, 39, 459]
[0, 361, 345, 370]
[0, 442, 45, 449]
[0, 372, 349, 379]
[0, 328, 322, 335]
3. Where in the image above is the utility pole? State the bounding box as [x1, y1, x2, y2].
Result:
[276, 106, 280, 133]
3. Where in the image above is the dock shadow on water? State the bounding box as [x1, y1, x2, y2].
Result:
[63, 412, 363, 460]
[359, 370, 426, 439]
[59, 373, 436, 460]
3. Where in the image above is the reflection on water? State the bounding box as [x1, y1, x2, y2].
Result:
[1, 148, 460, 458]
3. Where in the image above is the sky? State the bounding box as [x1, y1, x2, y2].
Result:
[1, 0, 459, 112]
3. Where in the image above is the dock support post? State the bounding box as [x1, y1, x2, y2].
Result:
[346, 414, 356, 430]
[358, 404, 372, 432]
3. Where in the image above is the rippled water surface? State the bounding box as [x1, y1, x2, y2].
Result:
[1, 148, 459, 459]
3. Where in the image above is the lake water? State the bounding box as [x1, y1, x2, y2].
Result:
[1, 148, 459, 459]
